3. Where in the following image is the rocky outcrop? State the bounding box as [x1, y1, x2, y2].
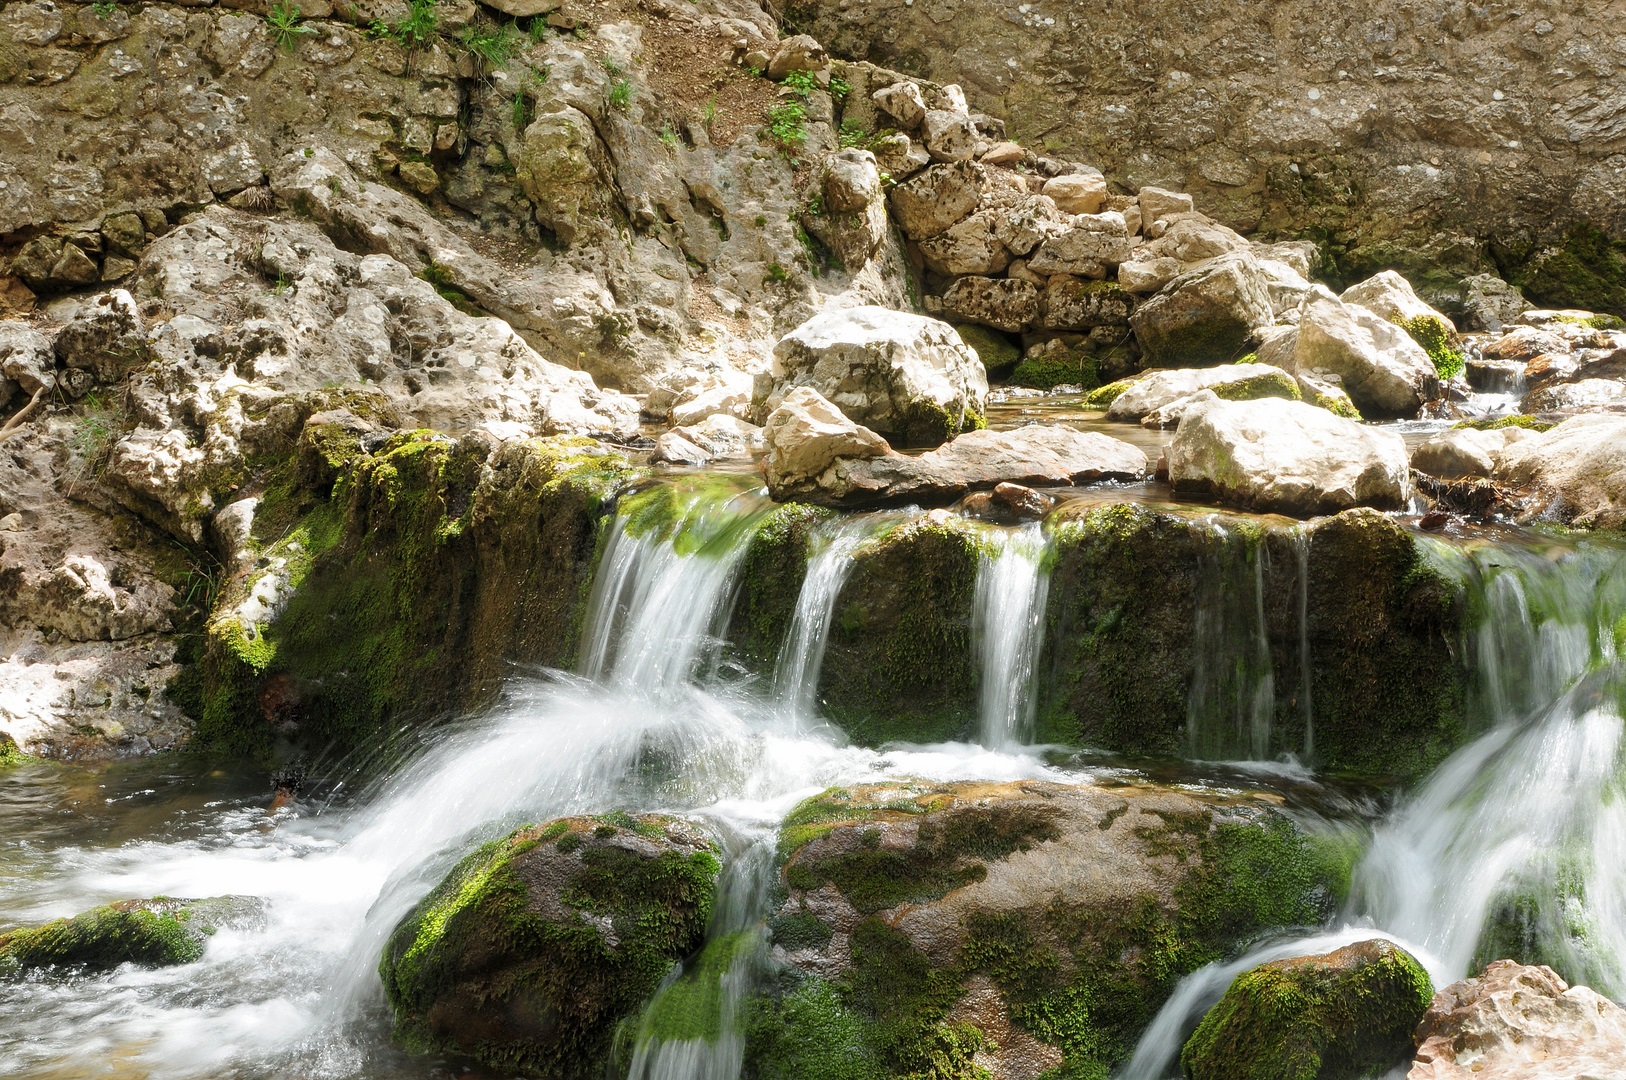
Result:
[762, 389, 1146, 506]
[0, 896, 264, 975]
[381, 814, 721, 1080]
[1410, 961, 1626, 1080]
[1167, 393, 1412, 517]
[782, 0, 1626, 316]
[1182, 939, 1433, 1080]
[758, 306, 988, 447]
[1492, 415, 1626, 528]
[750, 779, 1345, 1080]
[1129, 253, 1275, 367]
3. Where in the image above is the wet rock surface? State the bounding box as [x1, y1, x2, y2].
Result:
[0, 895, 265, 975]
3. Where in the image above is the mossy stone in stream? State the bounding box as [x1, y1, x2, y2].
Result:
[379, 813, 721, 1080]
[954, 324, 1021, 381]
[816, 515, 982, 744]
[0, 896, 266, 975]
[1395, 313, 1465, 381]
[194, 434, 636, 760]
[1179, 938, 1433, 1080]
[727, 502, 834, 674]
[755, 780, 1348, 1080]
[0, 731, 22, 767]
[1211, 368, 1301, 402]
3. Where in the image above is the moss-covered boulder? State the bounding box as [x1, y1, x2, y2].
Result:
[751, 780, 1347, 1080]
[1180, 938, 1433, 1080]
[816, 513, 983, 743]
[380, 813, 722, 1080]
[194, 432, 637, 758]
[1040, 504, 1466, 777]
[727, 503, 835, 672]
[0, 896, 265, 976]
[0, 731, 21, 767]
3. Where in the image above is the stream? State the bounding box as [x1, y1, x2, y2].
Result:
[2, 473, 1624, 1079]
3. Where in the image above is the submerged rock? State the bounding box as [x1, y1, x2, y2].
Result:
[380, 814, 721, 1080]
[1181, 938, 1433, 1080]
[1410, 960, 1626, 1079]
[760, 306, 988, 448]
[751, 779, 1345, 1080]
[0, 896, 265, 975]
[1168, 393, 1411, 517]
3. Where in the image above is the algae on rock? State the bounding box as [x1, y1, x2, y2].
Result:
[0, 896, 265, 976]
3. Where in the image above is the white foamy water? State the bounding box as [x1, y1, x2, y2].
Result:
[972, 523, 1051, 748]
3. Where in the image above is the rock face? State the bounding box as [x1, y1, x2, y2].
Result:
[784, 0, 1626, 314]
[762, 306, 988, 447]
[1130, 253, 1275, 367]
[1410, 961, 1626, 1080]
[749, 780, 1344, 1080]
[1181, 939, 1434, 1080]
[1291, 289, 1441, 418]
[380, 814, 721, 1080]
[1493, 415, 1626, 528]
[0, 896, 264, 975]
[1168, 393, 1412, 517]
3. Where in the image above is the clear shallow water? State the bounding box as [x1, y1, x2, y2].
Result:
[2, 485, 1624, 1080]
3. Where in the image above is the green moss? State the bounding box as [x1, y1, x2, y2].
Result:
[1179, 941, 1433, 1080]
[1552, 312, 1626, 331]
[381, 815, 720, 1079]
[1502, 223, 1626, 318]
[1395, 314, 1465, 381]
[1451, 414, 1555, 432]
[896, 398, 986, 448]
[636, 930, 755, 1043]
[1010, 348, 1101, 391]
[818, 518, 983, 744]
[746, 977, 885, 1080]
[1309, 390, 1362, 420]
[955, 325, 1022, 380]
[1080, 379, 1136, 410]
[0, 731, 23, 767]
[0, 897, 261, 976]
[726, 503, 834, 674]
[1136, 305, 1255, 368]
[1211, 370, 1301, 403]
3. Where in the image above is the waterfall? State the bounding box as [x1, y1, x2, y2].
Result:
[1185, 523, 1276, 761]
[1122, 539, 1626, 1078]
[770, 517, 884, 724]
[1293, 525, 1314, 759]
[972, 524, 1052, 748]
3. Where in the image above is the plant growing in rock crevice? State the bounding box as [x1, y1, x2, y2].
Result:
[266, 1, 316, 52]
[1396, 313, 1465, 380]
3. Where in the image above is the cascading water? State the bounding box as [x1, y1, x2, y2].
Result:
[770, 516, 888, 724]
[1122, 537, 1626, 1079]
[1185, 522, 1278, 761]
[972, 523, 1052, 748]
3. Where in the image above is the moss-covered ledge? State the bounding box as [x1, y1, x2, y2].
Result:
[192, 430, 639, 759]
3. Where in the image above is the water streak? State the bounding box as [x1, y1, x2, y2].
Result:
[1186, 524, 1275, 761]
[972, 524, 1052, 748]
[771, 518, 884, 723]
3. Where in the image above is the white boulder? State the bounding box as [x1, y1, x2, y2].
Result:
[1291, 288, 1440, 417]
[1493, 414, 1626, 528]
[1410, 427, 1534, 480]
[1106, 363, 1299, 421]
[762, 386, 892, 494]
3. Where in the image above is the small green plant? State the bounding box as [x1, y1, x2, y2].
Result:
[369, 0, 437, 49]
[766, 100, 807, 148]
[804, 192, 825, 218]
[511, 90, 532, 129]
[271, 272, 293, 294]
[838, 118, 868, 149]
[526, 16, 550, 42]
[601, 57, 625, 77]
[608, 77, 634, 110]
[782, 69, 818, 98]
[458, 22, 519, 70]
[1397, 314, 1466, 381]
[766, 262, 789, 283]
[266, 1, 316, 51]
[91, 0, 118, 17]
[754, 215, 768, 228]
[659, 124, 679, 148]
[702, 96, 717, 130]
[829, 74, 851, 99]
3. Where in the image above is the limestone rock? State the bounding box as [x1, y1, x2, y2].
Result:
[921, 108, 978, 163]
[763, 306, 988, 447]
[1040, 278, 1133, 331]
[53, 289, 145, 384]
[1342, 270, 1456, 330]
[1043, 171, 1109, 215]
[822, 149, 881, 213]
[0, 322, 55, 393]
[668, 369, 754, 427]
[918, 210, 1013, 276]
[477, 0, 559, 16]
[761, 386, 891, 492]
[1169, 392, 1412, 517]
[1182, 939, 1432, 1080]
[1141, 213, 1251, 265]
[666, 413, 762, 462]
[1138, 185, 1195, 223]
[380, 814, 720, 1080]
[1130, 253, 1275, 367]
[767, 34, 828, 80]
[1522, 377, 1626, 412]
[941, 276, 1040, 333]
[1411, 428, 1533, 480]
[871, 132, 931, 181]
[1410, 961, 1626, 1080]
[1458, 274, 1532, 333]
[760, 780, 1341, 1080]
[1118, 256, 1183, 295]
[872, 81, 926, 129]
[1107, 363, 1300, 421]
[1493, 414, 1626, 528]
[1025, 211, 1132, 275]
[1291, 288, 1440, 418]
[766, 421, 1145, 507]
[889, 160, 985, 240]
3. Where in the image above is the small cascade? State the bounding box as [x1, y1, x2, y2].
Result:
[1185, 524, 1276, 761]
[972, 524, 1052, 748]
[580, 483, 773, 694]
[624, 838, 778, 1080]
[771, 517, 884, 723]
[1292, 525, 1314, 759]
